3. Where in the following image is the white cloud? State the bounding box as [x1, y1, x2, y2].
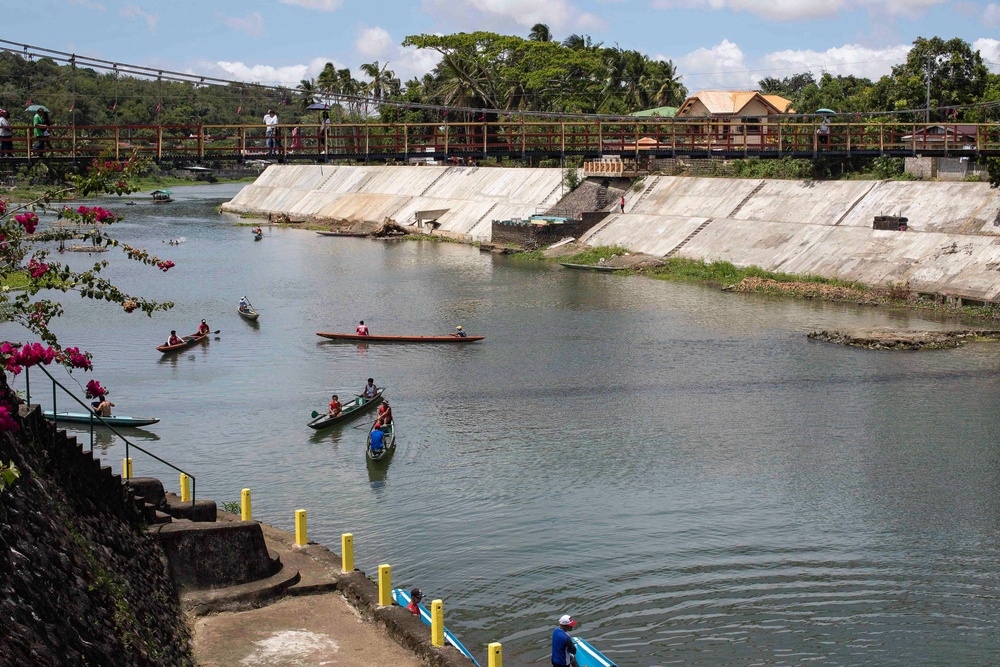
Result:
[121, 4, 158, 31]
[421, 0, 605, 34]
[652, 0, 946, 21]
[278, 0, 343, 10]
[974, 38, 1000, 73]
[220, 12, 266, 38]
[393, 45, 444, 81]
[205, 57, 333, 87]
[673, 39, 913, 90]
[356, 26, 393, 60]
[984, 3, 1000, 27]
[69, 0, 105, 10]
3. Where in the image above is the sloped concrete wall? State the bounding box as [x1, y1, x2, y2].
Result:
[223, 165, 564, 241]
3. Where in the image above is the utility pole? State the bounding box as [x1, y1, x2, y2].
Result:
[925, 55, 933, 123]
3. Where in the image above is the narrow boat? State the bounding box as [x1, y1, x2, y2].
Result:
[316, 230, 369, 238]
[316, 332, 484, 343]
[307, 389, 384, 430]
[559, 262, 622, 272]
[238, 305, 259, 321]
[391, 588, 481, 667]
[366, 421, 395, 461]
[43, 411, 160, 428]
[572, 637, 618, 667]
[155, 332, 207, 354]
[253, 232, 263, 241]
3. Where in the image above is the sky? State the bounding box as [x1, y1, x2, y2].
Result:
[6, 0, 1000, 94]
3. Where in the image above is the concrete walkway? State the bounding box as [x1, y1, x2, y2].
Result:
[188, 513, 471, 667]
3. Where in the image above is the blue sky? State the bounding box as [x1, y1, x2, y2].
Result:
[8, 0, 1000, 93]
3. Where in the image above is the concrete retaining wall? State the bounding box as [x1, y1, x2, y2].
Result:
[222, 165, 564, 242]
[225, 166, 1000, 300]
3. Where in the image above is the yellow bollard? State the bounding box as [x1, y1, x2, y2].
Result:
[179, 473, 191, 502]
[431, 600, 444, 647]
[378, 564, 392, 606]
[123, 457, 132, 480]
[488, 642, 502, 667]
[341, 533, 354, 572]
[295, 509, 307, 546]
[241, 488, 252, 521]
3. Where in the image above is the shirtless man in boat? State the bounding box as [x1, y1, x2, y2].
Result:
[356, 320, 369, 336]
[166, 330, 184, 346]
[328, 394, 342, 417]
[95, 397, 115, 417]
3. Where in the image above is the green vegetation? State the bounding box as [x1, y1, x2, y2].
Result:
[644, 258, 868, 289]
[220, 501, 241, 514]
[1, 272, 31, 291]
[563, 245, 632, 265]
[0, 460, 19, 492]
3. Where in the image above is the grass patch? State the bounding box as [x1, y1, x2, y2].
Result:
[563, 245, 632, 265]
[645, 257, 868, 290]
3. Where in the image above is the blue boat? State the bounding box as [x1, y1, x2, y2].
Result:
[572, 636, 617, 667]
[391, 588, 481, 666]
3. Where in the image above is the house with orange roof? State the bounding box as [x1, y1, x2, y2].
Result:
[675, 91, 794, 148]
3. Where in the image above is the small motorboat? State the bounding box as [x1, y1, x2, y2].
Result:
[42, 411, 160, 428]
[366, 421, 395, 461]
[307, 389, 384, 430]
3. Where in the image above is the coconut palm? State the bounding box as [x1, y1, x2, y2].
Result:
[528, 23, 552, 42]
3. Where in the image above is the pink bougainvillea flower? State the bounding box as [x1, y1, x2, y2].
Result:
[14, 212, 39, 234]
[157, 260, 175, 272]
[27, 259, 49, 279]
[0, 406, 19, 432]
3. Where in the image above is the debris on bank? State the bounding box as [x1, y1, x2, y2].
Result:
[807, 328, 1000, 350]
[724, 277, 882, 304]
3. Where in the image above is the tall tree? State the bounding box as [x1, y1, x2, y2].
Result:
[528, 23, 552, 42]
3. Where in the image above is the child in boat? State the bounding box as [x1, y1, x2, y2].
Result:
[328, 395, 342, 417]
[166, 330, 183, 346]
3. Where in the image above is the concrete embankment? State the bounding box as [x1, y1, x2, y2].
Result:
[224, 165, 1000, 302]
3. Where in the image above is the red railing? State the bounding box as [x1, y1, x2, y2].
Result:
[2, 120, 998, 161]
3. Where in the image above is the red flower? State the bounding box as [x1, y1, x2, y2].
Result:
[14, 212, 38, 234]
[27, 259, 49, 279]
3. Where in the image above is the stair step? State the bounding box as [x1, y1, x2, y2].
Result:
[152, 510, 173, 525]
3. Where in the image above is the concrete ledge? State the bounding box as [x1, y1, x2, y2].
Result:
[151, 519, 277, 590]
[182, 559, 301, 616]
[164, 491, 217, 522]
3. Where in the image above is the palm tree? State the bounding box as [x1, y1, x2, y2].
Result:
[297, 78, 318, 109]
[528, 23, 552, 42]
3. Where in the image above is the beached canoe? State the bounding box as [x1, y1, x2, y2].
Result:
[43, 411, 160, 428]
[316, 230, 369, 238]
[391, 588, 480, 667]
[156, 332, 207, 354]
[316, 332, 484, 343]
[307, 389, 384, 430]
[238, 306, 259, 321]
[366, 422, 395, 461]
[559, 262, 622, 272]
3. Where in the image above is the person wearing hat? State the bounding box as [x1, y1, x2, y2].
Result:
[198, 319, 211, 336]
[454, 325, 467, 338]
[551, 615, 578, 667]
[374, 400, 392, 429]
[406, 588, 423, 615]
[0, 109, 12, 157]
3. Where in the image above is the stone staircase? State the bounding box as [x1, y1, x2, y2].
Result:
[666, 219, 714, 258]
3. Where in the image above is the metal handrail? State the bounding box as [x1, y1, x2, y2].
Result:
[25, 364, 196, 505]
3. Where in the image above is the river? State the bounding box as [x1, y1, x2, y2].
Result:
[10, 184, 1000, 666]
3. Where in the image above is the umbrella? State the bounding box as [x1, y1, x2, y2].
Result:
[815, 108, 836, 114]
[25, 104, 49, 113]
[306, 103, 330, 110]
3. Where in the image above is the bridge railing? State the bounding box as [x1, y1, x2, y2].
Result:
[1, 120, 998, 161]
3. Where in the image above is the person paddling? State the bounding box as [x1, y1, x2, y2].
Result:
[198, 319, 210, 336]
[454, 325, 467, 338]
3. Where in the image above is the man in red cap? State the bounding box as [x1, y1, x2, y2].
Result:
[551, 614, 578, 667]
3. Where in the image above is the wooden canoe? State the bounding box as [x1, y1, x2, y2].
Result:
[316, 230, 369, 238]
[156, 332, 207, 353]
[366, 422, 395, 461]
[316, 332, 484, 343]
[307, 389, 384, 430]
[253, 233, 263, 241]
[559, 262, 622, 272]
[238, 306, 259, 321]
[43, 411, 160, 428]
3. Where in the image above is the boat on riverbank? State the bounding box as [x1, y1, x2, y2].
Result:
[156, 332, 207, 353]
[316, 230, 369, 238]
[316, 332, 484, 343]
[391, 588, 481, 666]
[366, 422, 395, 461]
[307, 389, 384, 430]
[559, 262, 622, 272]
[42, 411, 160, 428]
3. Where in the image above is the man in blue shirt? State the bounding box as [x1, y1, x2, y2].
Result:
[551, 615, 578, 667]
[369, 424, 385, 454]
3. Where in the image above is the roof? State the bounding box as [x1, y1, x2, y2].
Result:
[677, 91, 794, 117]
[632, 106, 678, 118]
[151, 189, 172, 195]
